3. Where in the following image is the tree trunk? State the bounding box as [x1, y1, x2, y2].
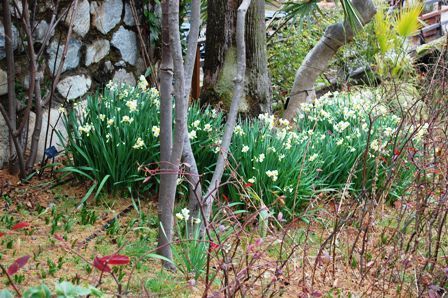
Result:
[201, 0, 271, 116]
[283, 0, 377, 120]
[1, 0, 19, 174]
[187, 0, 251, 229]
[157, 0, 188, 269]
[157, 0, 175, 268]
[244, 0, 272, 115]
[181, 0, 203, 224]
[200, 0, 238, 108]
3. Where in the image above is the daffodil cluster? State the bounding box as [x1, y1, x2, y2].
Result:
[228, 91, 415, 215]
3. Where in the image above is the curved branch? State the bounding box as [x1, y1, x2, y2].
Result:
[284, 0, 376, 120]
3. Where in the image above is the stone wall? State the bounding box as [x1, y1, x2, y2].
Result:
[0, 0, 149, 169]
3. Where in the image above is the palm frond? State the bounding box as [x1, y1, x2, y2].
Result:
[267, 0, 321, 42]
[374, 8, 392, 54]
[395, 1, 423, 37]
[339, 0, 363, 32]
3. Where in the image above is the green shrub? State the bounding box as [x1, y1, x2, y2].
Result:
[268, 19, 332, 104]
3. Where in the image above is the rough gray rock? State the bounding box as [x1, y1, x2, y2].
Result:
[135, 57, 146, 75]
[66, 0, 90, 37]
[123, 3, 136, 26]
[114, 60, 126, 67]
[56, 74, 92, 99]
[22, 71, 44, 90]
[91, 0, 123, 35]
[28, 107, 68, 163]
[10, 1, 23, 18]
[0, 68, 7, 95]
[33, 20, 51, 43]
[111, 26, 137, 65]
[0, 22, 20, 60]
[0, 107, 69, 169]
[0, 113, 9, 169]
[85, 39, 110, 66]
[113, 68, 136, 86]
[104, 60, 114, 72]
[47, 39, 82, 75]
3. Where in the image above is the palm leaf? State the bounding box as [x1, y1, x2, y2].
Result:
[339, 0, 363, 32]
[374, 7, 392, 54]
[395, 1, 423, 37]
[267, 0, 321, 42]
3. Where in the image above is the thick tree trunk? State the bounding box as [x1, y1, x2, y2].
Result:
[200, 0, 238, 108]
[202, 0, 251, 225]
[284, 0, 376, 120]
[201, 0, 270, 116]
[244, 0, 272, 115]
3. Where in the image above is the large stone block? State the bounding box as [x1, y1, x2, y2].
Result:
[28, 107, 68, 163]
[57, 74, 92, 99]
[113, 69, 136, 86]
[91, 0, 123, 35]
[47, 39, 82, 75]
[0, 108, 68, 169]
[85, 39, 110, 66]
[66, 0, 91, 37]
[0, 22, 20, 60]
[33, 21, 52, 43]
[111, 26, 137, 65]
[124, 3, 136, 26]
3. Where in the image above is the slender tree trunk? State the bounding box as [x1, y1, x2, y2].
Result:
[2, 0, 19, 174]
[244, 0, 272, 115]
[157, 0, 188, 268]
[181, 0, 203, 223]
[283, 0, 376, 120]
[157, 0, 175, 268]
[22, 0, 42, 171]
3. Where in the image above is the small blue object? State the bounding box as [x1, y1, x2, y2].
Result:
[44, 146, 59, 158]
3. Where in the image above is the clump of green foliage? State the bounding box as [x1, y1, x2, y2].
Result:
[61, 77, 223, 195]
[61, 78, 162, 193]
[61, 78, 417, 213]
[228, 91, 417, 215]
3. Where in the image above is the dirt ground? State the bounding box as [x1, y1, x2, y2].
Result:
[1, 169, 446, 297]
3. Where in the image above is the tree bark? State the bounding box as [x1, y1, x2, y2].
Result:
[200, 0, 238, 108]
[201, 0, 271, 116]
[21, 0, 43, 171]
[157, 0, 188, 269]
[244, 0, 272, 115]
[180, 0, 203, 223]
[284, 0, 377, 120]
[201, 0, 251, 224]
[1, 0, 20, 174]
[157, 0, 174, 267]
